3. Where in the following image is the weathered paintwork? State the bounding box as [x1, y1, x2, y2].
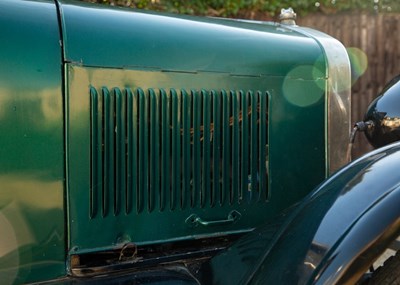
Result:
[0, 0, 65, 284]
[202, 141, 400, 284]
[0, 0, 66, 284]
[59, 1, 325, 75]
[0, 0, 354, 284]
[58, 0, 329, 256]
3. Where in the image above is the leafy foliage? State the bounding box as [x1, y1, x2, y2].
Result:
[86, 0, 400, 18]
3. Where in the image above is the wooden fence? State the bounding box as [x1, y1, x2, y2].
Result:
[298, 13, 400, 157]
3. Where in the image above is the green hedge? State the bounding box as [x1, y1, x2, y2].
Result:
[86, 0, 400, 17]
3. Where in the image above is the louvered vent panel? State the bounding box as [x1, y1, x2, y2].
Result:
[90, 87, 269, 218]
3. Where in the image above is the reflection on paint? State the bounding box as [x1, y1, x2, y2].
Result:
[0, 174, 64, 284]
[0, 211, 19, 285]
[0, 87, 62, 128]
[282, 65, 325, 107]
[0, 174, 63, 210]
[68, 65, 172, 121]
[346, 47, 368, 84]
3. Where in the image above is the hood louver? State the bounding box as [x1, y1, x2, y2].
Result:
[90, 86, 269, 218]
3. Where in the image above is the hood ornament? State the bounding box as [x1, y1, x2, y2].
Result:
[279, 8, 297, 26]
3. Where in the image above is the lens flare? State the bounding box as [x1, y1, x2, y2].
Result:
[346, 47, 368, 84]
[283, 65, 325, 107]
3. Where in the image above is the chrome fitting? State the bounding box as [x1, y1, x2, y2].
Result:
[279, 8, 297, 26]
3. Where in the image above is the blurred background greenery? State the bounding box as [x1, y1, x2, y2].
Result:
[83, 0, 400, 18]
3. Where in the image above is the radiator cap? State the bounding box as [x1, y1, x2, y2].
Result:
[279, 8, 297, 26]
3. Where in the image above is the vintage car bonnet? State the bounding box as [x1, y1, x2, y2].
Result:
[0, 0, 351, 282]
[58, 0, 351, 258]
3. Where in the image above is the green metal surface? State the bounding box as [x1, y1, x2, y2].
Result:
[0, 0, 333, 282]
[69, 66, 271, 251]
[0, 0, 65, 284]
[67, 62, 326, 254]
[58, 0, 325, 77]
[59, 0, 329, 257]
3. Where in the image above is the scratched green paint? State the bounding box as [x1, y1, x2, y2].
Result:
[0, 0, 65, 284]
[0, 0, 329, 283]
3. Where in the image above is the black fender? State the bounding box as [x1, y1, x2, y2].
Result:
[200, 142, 400, 284]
